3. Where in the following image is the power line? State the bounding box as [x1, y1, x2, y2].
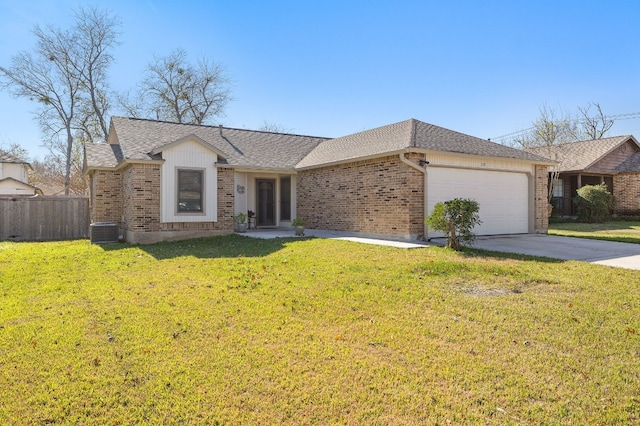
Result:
[491, 111, 640, 142]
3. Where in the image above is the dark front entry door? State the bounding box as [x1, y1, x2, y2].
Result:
[256, 179, 276, 227]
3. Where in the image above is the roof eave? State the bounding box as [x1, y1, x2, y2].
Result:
[412, 147, 558, 166]
[116, 159, 165, 170]
[86, 158, 165, 174]
[150, 133, 228, 159]
[559, 168, 617, 175]
[223, 164, 296, 173]
[0, 177, 41, 192]
[295, 149, 408, 171]
[84, 165, 119, 174]
[295, 147, 557, 171]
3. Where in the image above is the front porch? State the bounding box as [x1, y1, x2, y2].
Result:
[234, 171, 296, 229]
[551, 173, 613, 216]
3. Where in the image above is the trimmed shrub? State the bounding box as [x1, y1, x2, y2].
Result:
[425, 198, 481, 250]
[573, 183, 614, 223]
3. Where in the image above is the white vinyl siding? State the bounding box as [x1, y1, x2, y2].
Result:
[0, 162, 29, 182]
[0, 179, 36, 195]
[0, 162, 33, 196]
[427, 167, 530, 236]
[160, 140, 218, 223]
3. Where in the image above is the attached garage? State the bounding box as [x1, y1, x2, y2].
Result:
[297, 119, 554, 241]
[427, 167, 530, 236]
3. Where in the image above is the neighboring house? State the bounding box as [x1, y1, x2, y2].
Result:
[0, 152, 40, 197]
[84, 117, 554, 244]
[528, 136, 640, 216]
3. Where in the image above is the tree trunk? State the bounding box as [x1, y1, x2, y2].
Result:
[64, 127, 73, 196]
[447, 220, 459, 250]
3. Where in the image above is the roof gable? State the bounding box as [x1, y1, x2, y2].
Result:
[527, 135, 640, 172]
[297, 119, 551, 169]
[149, 134, 227, 159]
[0, 176, 41, 193]
[296, 119, 415, 169]
[85, 117, 328, 171]
[615, 150, 640, 173]
[412, 120, 549, 161]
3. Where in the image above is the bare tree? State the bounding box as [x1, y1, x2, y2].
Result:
[258, 121, 292, 133]
[512, 104, 577, 149]
[576, 102, 614, 140]
[510, 105, 578, 206]
[30, 149, 87, 195]
[0, 6, 119, 195]
[121, 49, 232, 125]
[0, 140, 29, 161]
[1, 48, 79, 194]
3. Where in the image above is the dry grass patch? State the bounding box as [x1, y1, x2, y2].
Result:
[0, 235, 638, 424]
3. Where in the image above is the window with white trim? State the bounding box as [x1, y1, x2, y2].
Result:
[177, 169, 204, 213]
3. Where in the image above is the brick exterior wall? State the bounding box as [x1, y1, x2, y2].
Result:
[121, 164, 161, 233]
[297, 154, 425, 239]
[298, 155, 549, 239]
[89, 164, 235, 243]
[89, 170, 122, 225]
[613, 173, 640, 215]
[534, 164, 549, 233]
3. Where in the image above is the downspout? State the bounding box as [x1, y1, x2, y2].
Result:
[400, 151, 428, 240]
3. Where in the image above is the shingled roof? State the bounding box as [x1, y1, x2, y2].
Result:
[85, 117, 329, 171]
[296, 119, 552, 169]
[526, 135, 640, 172]
[86, 117, 554, 173]
[0, 151, 31, 168]
[616, 151, 640, 173]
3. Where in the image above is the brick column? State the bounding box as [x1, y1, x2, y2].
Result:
[534, 165, 549, 233]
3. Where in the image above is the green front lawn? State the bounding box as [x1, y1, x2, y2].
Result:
[549, 221, 640, 244]
[0, 236, 638, 424]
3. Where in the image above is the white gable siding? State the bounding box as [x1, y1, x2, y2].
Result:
[0, 179, 36, 195]
[160, 140, 218, 223]
[1, 162, 29, 182]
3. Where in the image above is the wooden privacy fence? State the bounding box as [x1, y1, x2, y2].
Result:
[0, 196, 90, 241]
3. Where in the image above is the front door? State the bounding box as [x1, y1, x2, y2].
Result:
[256, 179, 276, 227]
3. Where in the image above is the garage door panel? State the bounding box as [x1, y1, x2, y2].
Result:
[427, 168, 529, 236]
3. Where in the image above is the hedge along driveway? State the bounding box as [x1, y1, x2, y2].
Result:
[470, 234, 640, 270]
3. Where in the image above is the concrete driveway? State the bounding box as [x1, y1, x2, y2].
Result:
[470, 234, 640, 270]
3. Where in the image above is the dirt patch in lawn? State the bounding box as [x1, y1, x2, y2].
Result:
[462, 286, 522, 297]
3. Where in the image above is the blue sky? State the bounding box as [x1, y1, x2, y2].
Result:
[1, 0, 639, 159]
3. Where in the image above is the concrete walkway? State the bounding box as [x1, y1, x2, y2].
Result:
[238, 228, 429, 249]
[239, 229, 640, 271]
[470, 234, 640, 271]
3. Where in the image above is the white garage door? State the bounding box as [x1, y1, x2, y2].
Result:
[427, 168, 530, 236]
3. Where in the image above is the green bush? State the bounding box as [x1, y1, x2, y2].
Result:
[573, 183, 614, 223]
[425, 198, 481, 250]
